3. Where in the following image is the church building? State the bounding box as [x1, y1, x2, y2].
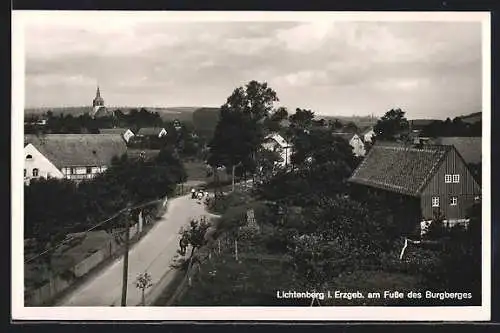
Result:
[91, 86, 113, 118]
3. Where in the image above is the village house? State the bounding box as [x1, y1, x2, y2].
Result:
[262, 133, 293, 168]
[99, 128, 135, 143]
[361, 127, 376, 143]
[348, 142, 481, 229]
[332, 132, 366, 157]
[24, 134, 127, 184]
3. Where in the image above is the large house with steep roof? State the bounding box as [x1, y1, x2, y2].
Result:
[332, 132, 366, 157]
[24, 134, 127, 183]
[349, 142, 481, 225]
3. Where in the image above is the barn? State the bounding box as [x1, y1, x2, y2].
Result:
[349, 141, 481, 228]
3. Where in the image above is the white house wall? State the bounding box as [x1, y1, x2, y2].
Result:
[349, 135, 366, 157]
[24, 144, 64, 181]
[123, 130, 134, 142]
[363, 130, 375, 143]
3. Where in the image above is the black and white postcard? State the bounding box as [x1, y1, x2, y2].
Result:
[11, 10, 491, 321]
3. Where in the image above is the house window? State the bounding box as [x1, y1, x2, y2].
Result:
[32, 168, 39, 177]
[452, 174, 460, 183]
[70, 168, 76, 174]
[450, 196, 458, 206]
[86, 167, 92, 174]
[432, 196, 440, 207]
[24, 169, 26, 177]
[444, 174, 452, 183]
[26, 154, 33, 160]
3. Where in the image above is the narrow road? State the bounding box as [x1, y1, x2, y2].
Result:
[57, 194, 214, 306]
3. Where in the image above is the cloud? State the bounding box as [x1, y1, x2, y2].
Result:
[21, 15, 483, 119]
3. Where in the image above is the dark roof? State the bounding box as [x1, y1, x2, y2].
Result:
[24, 134, 127, 168]
[263, 133, 290, 148]
[432, 137, 481, 164]
[349, 142, 452, 197]
[137, 127, 165, 136]
[99, 128, 132, 135]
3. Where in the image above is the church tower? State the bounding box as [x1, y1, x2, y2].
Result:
[91, 85, 109, 118]
[93, 86, 105, 108]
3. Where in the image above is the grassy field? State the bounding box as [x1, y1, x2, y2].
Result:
[172, 241, 425, 306]
[175, 253, 297, 306]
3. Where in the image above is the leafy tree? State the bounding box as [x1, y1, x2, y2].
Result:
[288, 108, 315, 134]
[135, 272, 153, 306]
[329, 119, 343, 130]
[421, 202, 482, 303]
[343, 121, 359, 134]
[257, 128, 356, 204]
[178, 217, 211, 261]
[208, 80, 279, 180]
[374, 108, 409, 141]
[263, 107, 288, 134]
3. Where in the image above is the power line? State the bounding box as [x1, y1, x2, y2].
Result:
[24, 198, 164, 264]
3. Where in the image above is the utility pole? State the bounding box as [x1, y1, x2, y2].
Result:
[232, 164, 236, 192]
[121, 204, 132, 306]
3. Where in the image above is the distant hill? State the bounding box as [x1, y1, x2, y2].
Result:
[321, 115, 377, 130]
[192, 107, 221, 140]
[24, 106, 202, 122]
[458, 112, 481, 124]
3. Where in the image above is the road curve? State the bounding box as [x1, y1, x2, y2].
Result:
[57, 194, 213, 306]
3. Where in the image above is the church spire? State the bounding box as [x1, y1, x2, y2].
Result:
[93, 84, 105, 108]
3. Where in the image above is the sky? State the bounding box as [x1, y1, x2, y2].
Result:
[22, 12, 484, 119]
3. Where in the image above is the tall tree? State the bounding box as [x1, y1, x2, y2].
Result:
[208, 80, 279, 178]
[374, 108, 409, 141]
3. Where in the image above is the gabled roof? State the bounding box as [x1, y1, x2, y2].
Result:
[361, 127, 374, 136]
[99, 128, 133, 135]
[349, 142, 452, 197]
[24, 134, 127, 168]
[264, 133, 290, 148]
[137, 127, 166, 136]
[432, 137, 481, 164]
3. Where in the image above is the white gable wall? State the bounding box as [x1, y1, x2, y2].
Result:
[24, 144, 64, 182]
[349, 134, 366, 157]
[158, 128, 167, 138]
[123, 129, 135, 143]
[363, 129, 375, 143]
